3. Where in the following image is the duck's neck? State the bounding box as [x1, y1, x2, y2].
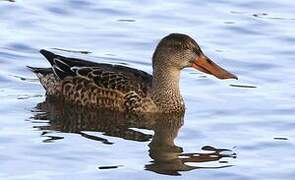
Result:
[152, 66, 185, 112]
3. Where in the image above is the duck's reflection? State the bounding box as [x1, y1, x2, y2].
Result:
[31, 97, 236, 176]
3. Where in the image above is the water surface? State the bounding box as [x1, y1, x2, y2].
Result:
[1, 0, 295, 179]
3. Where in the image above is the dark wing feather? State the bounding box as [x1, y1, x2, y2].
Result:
[53, 58, 76, 79]
[39, 49, 152, 97]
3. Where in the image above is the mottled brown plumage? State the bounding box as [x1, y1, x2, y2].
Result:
[28, 33, 237, 113]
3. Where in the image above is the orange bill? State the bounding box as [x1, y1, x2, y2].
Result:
[192, 55, 238, 80]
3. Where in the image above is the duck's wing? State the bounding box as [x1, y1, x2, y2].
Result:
[38, 49, 152, 97]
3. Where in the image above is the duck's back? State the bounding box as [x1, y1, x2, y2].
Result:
[29, 50, 156, 112]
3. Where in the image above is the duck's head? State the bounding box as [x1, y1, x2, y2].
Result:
[152, 33, 237, 80]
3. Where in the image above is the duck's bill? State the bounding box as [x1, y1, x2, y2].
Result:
[192, 55, 238, 80]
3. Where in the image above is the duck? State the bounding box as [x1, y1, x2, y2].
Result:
[28, 33, 237, 113]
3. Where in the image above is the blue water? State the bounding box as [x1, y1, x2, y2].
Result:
[1, 0, 295, 179]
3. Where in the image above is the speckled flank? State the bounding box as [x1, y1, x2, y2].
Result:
[36, 73, 157, 112]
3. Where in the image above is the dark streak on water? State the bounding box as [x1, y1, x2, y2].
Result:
[98, 165, 123, 170]
[1, 0, 295, 180]
[230, 84, 257, 89]
[52, 48, 92, 54]
[273, 137, 288, 141]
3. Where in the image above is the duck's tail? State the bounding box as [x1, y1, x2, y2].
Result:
[27, 49, 57, 76]
[27, 66, 58, 95]
[27, 66, 53, 75]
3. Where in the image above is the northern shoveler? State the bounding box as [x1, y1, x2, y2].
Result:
[28, 33, 237, 113]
